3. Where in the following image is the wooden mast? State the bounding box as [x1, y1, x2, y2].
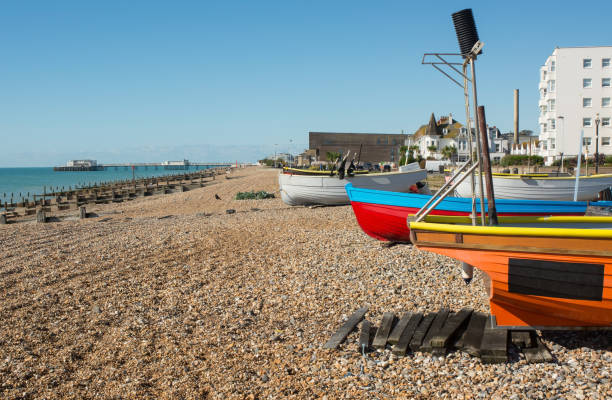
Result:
[477, 105, 498, 225]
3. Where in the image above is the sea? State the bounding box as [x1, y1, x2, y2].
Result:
[0, 165, 223, 204]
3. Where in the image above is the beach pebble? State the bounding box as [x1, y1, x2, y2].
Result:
[0, 166, 609, 399]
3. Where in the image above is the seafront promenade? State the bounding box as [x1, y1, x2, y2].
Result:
[0, 166, 610, 399]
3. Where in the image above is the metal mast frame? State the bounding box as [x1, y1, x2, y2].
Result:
[415, 41, 486, 224]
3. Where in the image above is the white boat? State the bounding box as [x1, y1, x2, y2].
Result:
[455, 172, 612, 201]
[279, 169, 427, 206]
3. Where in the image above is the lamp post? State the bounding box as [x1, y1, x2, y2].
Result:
[274, 143, 278, 168]
[595, 113, 600, 174]
[557, 116, 564, 172]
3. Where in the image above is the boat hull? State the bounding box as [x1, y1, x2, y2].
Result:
[346, 184, 591, 242]
[455, 173, 612, 201]
[410, 222, 612, 328]
[278, 169, 427, 206]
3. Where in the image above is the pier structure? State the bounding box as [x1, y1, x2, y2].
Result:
[54, 160, 232, 171]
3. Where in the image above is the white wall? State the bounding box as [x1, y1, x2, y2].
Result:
[538, 47, 612, 165]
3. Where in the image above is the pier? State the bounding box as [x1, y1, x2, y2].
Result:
[53, 161, 232, 171]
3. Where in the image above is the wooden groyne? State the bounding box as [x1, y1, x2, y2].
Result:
[0, 167, 231, 224]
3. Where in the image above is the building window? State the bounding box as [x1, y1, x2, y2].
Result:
[549, 119, 556, 129]
[583, 118, 592, 127]
[602, 117, 610, 126]
[583, 137, 592, 146]
[603, 58, 611, 68]
[541, 105, 547, 113]
[543, 123, 547, 132]
[550, 138, 556, 149]
[547, 80, 555, 92]
[550, 61, 555, 71]
[583, 98, 592, 107]
[547, 99, 555, 111]
[603, 137, 610, 146]
[583, 78, 592, 88]
[495, 143, 500, 152]
[603, 78, 611, 87]
[603, 97, 611, 107]
[583, 58, 592, 68]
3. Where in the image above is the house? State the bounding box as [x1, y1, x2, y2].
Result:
[406, 113, 509, 164]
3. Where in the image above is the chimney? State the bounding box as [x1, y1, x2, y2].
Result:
[514, 89, 519, 144]
[449, 112, 453, 123]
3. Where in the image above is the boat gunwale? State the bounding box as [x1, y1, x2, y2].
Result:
[409, 217, 612, 239]
[410, 236, 612, 257]
[280, 169, 427, 178]
[478, 172, 612, 180]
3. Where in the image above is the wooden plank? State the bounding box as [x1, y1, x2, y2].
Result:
[387, 312, 412, 345]
[511, 330, 534, 349]
[456, 312, 488, 357]
[359, 320, 372, 353]
[409, 313, 436, 352]
[372, 312, 395, 349]
[522, 336, 554, 363]
[430, 308, 473, 349]
[419, 308, 450, 353]
[392, 313, 423, 356]
[323, 306, 368, 349]
[480, 317, 508, 363]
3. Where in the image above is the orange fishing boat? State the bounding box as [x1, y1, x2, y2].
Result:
[409, 215, 612, 328]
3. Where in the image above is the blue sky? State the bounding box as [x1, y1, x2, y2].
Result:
[1, 1, 611, 166]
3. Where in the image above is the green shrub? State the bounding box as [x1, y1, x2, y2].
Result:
[235, 191, 275, 200]
[258, 158, 275, 167]
[500, 155, 544, 167]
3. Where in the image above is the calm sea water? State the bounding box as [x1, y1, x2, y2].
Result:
[0, 165, 224, 202]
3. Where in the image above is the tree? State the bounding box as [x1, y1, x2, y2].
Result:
[398, 145, 408, 166]
[427, 145, 438, 152]
[441, 145, 458, 163]
[404, 145, 420, 165]
[326, 151, 341, 163]
[519, 129, 534, 136]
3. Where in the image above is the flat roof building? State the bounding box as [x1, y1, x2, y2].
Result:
[538, 46, 612, 165]
[308, 132, 407, 163]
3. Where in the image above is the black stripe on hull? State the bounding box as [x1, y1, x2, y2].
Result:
[508, 258, 604, 301]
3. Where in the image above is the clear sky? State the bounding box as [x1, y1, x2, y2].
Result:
[1, 1, 611, 166]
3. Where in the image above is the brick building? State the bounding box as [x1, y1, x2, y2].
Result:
[308, 132, 408, 163]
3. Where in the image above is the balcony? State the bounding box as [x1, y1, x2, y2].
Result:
[539, 81, 547, 90]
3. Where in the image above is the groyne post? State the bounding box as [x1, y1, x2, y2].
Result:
[36, 210, 46, 223]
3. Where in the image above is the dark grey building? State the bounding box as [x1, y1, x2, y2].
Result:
[309, 132, 407, 163]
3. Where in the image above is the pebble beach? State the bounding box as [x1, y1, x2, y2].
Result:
[0, 166, 610, 399]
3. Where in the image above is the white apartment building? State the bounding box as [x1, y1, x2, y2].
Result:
[538, 46, 612, 165]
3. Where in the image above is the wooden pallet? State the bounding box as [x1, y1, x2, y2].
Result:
[324, 308, 554, 363]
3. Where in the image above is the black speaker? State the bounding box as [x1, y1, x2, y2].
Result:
[451, 9, 481, 58]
